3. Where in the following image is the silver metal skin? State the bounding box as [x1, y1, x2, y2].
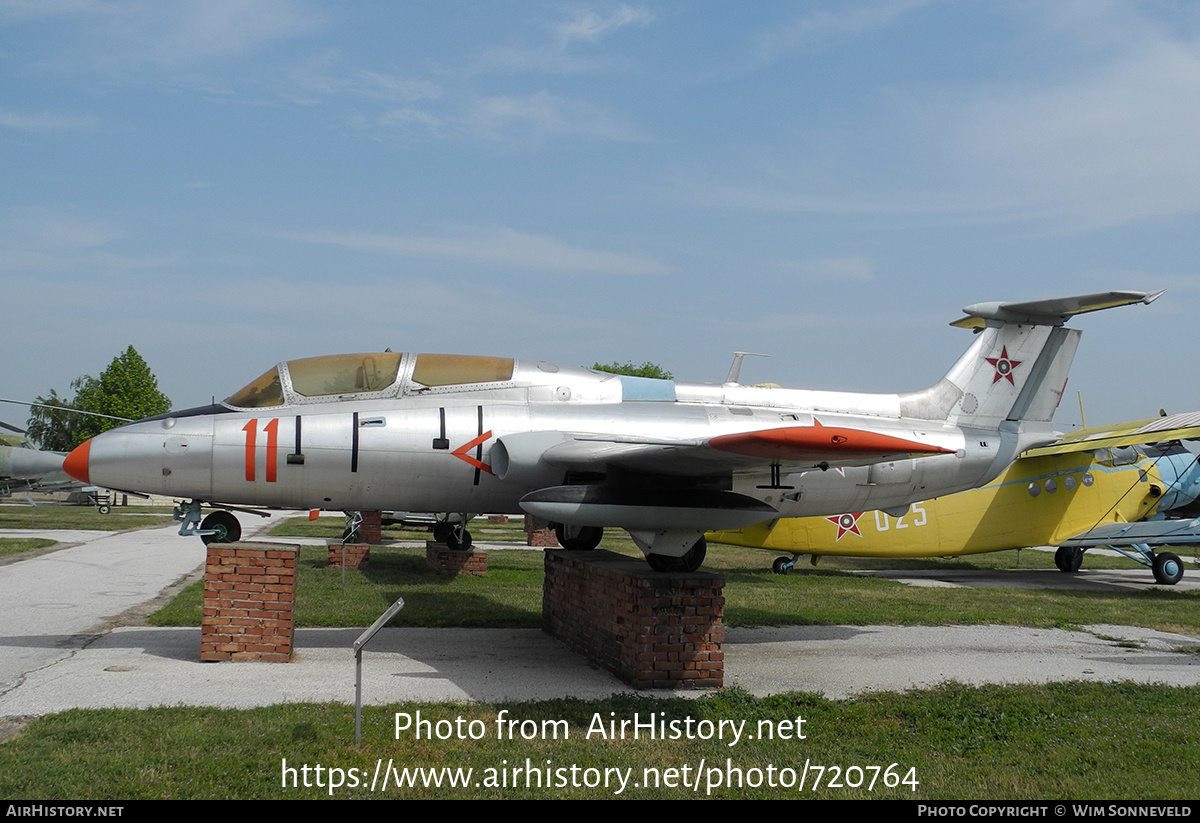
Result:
[0, 443, 67, 485]
[63, 291, 1162, 569]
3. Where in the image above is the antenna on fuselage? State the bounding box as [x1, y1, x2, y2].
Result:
[725, 352, 769, 385]
[0, 398, 133, 423]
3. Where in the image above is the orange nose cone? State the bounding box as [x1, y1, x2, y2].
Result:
[63, 439, 91, 484]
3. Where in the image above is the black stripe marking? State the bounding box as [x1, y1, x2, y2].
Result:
[473, 405, 483, 486]
[432, 407, 449, 450]
[286, 414, 306, 465]
[351, 412, 359, 473]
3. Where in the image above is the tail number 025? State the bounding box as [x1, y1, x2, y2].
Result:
[873, 502, 927, 532]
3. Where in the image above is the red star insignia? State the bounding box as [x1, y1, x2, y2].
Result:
[985, 346, 1022, 385]
[826, 511, 864, 540]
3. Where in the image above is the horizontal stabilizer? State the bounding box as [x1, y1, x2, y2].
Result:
[709, 421, 953, 462]
[1059, 518, 1200, 549]
[950, 290, 1163, 329]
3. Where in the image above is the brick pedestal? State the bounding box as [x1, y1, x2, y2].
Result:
[543, 550, 724, 689]
[358, 510, 382, 544]
[425, 543, 488, 575]
[328, 541, 370, 568]
[525, 515, 559, 547]
[201, 541, 298, 662]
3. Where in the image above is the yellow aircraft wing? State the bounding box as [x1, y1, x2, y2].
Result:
[1021, 411, 1200, 458]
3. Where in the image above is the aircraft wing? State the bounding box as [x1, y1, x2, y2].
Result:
[1058, 518, 1200, 549]
[1021, 411, 1200, 458]
[499, 422, 954, 478]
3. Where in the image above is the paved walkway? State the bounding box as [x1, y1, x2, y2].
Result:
[0, 517, 1198, 715]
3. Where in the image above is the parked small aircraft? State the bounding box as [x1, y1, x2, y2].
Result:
[0, 434, 69, 494]
[709, 412, 1200, 584]
[61, 290, 1161, 571]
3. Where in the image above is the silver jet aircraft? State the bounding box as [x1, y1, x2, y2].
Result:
[0, 435, 68, 492]
[62, 291, 1160, 571]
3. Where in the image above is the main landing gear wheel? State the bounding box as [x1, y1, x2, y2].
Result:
[554, 523, 603, 551]
[646, 537, 707, 573]
[1153, 551, 1184, 585]
[772, 556, 791, 575]
[433, 522, 453, 543]
[446, 528, 473, 551]
[1055, 546, 1083, 573]
[200, 510, 241, 545]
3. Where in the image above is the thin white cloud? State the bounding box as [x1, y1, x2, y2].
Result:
[706, 5, 1200, 230]
[755, 0, 935, 62]
[147, 0, 320, 65]
[285, 224, 669, 276]
[353, 71, 442, 103]
[0, 208, 177, 273]
[2, 0, 321, 71]
[952, 35, 1200, 229]
[553, 4, 654, 48]
[0, 208, 120, 249]
[775, 256, 875, 281]
[0, 108, 98, 132]
[473, 3, 653, 74]
[461, 91, 648, 143]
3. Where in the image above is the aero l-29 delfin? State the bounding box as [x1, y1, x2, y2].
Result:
[709, 412, 1200, 584]
[62, 291, 1161, 572]
[0, 434, 69, 495]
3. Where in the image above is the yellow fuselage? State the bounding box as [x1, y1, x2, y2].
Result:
[709, 452, 1166, 557]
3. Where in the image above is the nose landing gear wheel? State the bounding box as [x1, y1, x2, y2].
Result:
[446, 528, 472, 551]
[200, 510, 241, 545]
[772, 556, 791, 575]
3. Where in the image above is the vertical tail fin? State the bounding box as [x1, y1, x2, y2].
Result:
[900, 290, 1162, 428]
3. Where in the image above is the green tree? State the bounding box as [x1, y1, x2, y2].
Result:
[24, 384, 84, 452]
[27, 346, 171, 451]
[591, 360, 673, 380]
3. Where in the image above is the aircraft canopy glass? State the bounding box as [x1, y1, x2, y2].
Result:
[224, 366, 285, 408]
[288, 353, 402, 397]
[224, 353, 404, 407]
[411, 354, 514, 387]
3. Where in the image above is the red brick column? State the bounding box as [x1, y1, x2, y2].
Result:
[425, 543, 488, 575]
[525, 515, 559, 547]
[358, 510, 382, 544]
[201, 541, 298, 662]
[328, 541, 370, 568]
[542, 549, 724, 689]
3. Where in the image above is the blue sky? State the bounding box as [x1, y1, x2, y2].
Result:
[2, 1, 1197, 429]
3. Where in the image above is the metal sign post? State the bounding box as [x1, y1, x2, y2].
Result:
[353, 597, 405, 747]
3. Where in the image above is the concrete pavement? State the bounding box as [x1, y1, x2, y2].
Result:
[1, 514, 1198, 717]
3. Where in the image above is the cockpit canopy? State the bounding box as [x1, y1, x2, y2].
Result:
[223, 352, 516, 408]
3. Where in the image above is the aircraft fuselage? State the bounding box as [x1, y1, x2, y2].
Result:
[74, 370, 1020, 521]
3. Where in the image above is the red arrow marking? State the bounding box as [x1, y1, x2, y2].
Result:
[452, 430, 494, 474]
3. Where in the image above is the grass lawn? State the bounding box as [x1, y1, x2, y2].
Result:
[0, 537, 57, 559]
[0, 682, 1196, 799]
[0, 503, 176, 531]
[7, 516, 1200, 800]
[150, 523, 1200, 634]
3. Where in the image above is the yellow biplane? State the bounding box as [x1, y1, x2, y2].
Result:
[709, 412, 1200, 585]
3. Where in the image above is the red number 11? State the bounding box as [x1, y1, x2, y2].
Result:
[242, 418, 279, 482]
